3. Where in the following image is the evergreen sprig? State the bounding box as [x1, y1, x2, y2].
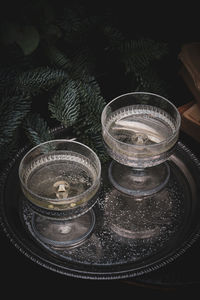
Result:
[23, 113, 52, 146]
[57, 7, 82, 36]
[44, 44, 72, 70]
[73, 76, 106, 136]
[70, 46, 95, 80]
[0, 94, 31, 148]
[103, 25, 125, 50]
[71, 76, 108, 162]
[14, 66, 68, 96]
[0, 133, 20, 162]
[0, 93, 31, 162]
[117, 38, 169, 95]
[49, 80, 80, 127]
[119, 38, 168, 74]
[135, 66, 170, 96]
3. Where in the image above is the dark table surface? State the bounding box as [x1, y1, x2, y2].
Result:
[0, 131, 200, 297]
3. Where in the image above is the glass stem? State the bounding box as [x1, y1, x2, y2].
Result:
[131, 168, 146, 177]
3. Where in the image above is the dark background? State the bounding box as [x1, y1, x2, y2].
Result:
[0, 0, 200, 297]
[1, 0, 198, 40]
[0, 0, 198, 107]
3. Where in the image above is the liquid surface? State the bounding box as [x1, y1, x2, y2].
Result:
[24, 151, 96, 200]
[106, 105, 176, 145]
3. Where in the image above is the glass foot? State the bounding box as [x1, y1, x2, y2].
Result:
[108, 161, 170, 196]
[104, 187, 173, 240]
[32, 209, 95, 248]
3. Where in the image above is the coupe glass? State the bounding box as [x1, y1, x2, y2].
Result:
[19, 140, 101, 247]
[101, 92, 181, 196]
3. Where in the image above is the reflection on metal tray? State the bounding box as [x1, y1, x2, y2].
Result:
[0, 132, 200, 280]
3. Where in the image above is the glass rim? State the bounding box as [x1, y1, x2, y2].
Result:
[19, 139, 101, 204]
[101, 91, 181, 149]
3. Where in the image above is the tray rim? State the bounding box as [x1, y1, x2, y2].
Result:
[1, 133, 200, 280]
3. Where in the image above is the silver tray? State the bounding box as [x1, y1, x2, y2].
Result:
[0, 132, 200, 280]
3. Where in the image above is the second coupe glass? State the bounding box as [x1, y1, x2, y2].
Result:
[101, 92, 181, 196]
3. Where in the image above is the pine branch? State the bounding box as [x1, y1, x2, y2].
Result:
[73, 77, 106, 139]
[59, 8, 98, 46]
[70, 47, 95, 80]
[0, 132, 18, 162]
[14, 66, 68, 96]
[78, 76, 106, 116]
[71, 76, 107, 162]
[102, 25, 125, 50]
[135, 66, 170, 97]
[119, 38, 168, 74]
[0, 50, 38, 97]
[23, 113, 52, 146]
[44, 42, 95, 82]
[49, 80, 80, 127]
[0, 67, 19, 96]
[0, 94, 31, 148]
[44, 44, 72, 70]
[57, 7, 82, 36]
